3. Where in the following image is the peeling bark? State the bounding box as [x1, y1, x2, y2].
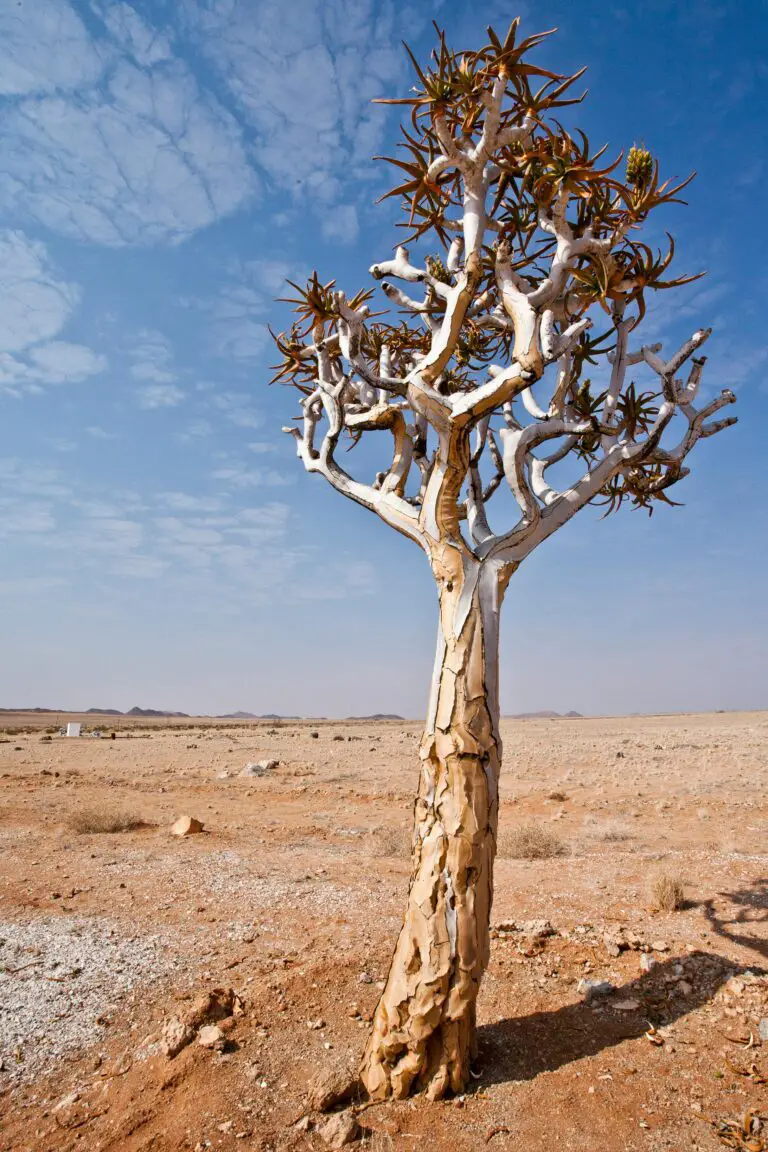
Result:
[360, 554, 511, 1100]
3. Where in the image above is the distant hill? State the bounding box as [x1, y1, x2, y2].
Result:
[86, 708, 123, 715]
[126, 706, 190, 718]
[218, 711, 259, 719]
[507, 710, 584, 719]
[347, 713, 405, 720]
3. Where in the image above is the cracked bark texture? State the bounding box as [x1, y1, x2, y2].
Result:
[361, 555, 509, 1100]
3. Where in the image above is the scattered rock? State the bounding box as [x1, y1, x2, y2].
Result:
[162, 988, 243, 1058]
[493, 919, 556, 940]
[198, 1024, 226, 1050]
[307, 1066, 359, 1112]
[577, 979, 615, 1003]
[357, 972, 373, 984]
[53, 1092, 80, 1113]
[519, 919, 556, 939]
[161, 1017, 195, 1058]
[612, 999, 641, 1011]
[318, 1110, 360, 1148]
[171, 815, 204, 837]
[651, 940, 669, 953]
[603, 933, 623, 958]
[241, 761, 278, 778]
[676, 980, 693, 997]
[759, 1019, 768, 1042]
[187, 987, 244, 1029]
[294, 1116, 313, 1132]
[639, 953, 656, 973]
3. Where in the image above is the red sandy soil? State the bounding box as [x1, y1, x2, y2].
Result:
[0, 711, 766, 1151]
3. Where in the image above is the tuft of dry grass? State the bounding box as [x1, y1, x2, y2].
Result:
[66, 807, 148, 835]
[651, 873, 686, 912]
[582, 816, 634, 843]
[370, 824, 412, 858]
[498, 822, 569, 860]
[547, 790, 569, 802]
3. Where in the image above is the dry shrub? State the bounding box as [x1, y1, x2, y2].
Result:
[582, 816, 634, 843]
[651, 873, 685, 912]
[371, 824, 412, 858]
[498, 822, 569, 860]
[547, 790, 569, 802]
[66, 807, 148, 835]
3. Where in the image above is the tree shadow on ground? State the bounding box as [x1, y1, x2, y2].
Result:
[475, 950, 759, 1087]
[696, 877, 768, 964]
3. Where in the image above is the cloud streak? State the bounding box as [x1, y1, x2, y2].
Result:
[0, 1, 257, 246]
[0, 230, 106, 393]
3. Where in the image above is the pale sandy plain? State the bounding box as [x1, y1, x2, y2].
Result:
[0, 710, 766, 1152]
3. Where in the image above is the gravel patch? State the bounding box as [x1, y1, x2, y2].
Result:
[0, 916, 179, 1086]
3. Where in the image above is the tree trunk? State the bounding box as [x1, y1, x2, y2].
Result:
[360, 551, 510, 1100]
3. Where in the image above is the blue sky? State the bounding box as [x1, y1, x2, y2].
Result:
[0, 0, 765, 717]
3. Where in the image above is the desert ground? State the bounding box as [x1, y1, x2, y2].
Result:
[0, 710, 766, 1152]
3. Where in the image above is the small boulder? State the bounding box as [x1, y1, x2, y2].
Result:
[187, 987, 244, 1029]
[603, 933, 622, 958]
[577, 978, 614, 1003]
[307, 1067, 359, 1112]
[759, 1018, 768, 1042]
[171, 815, 204, 837]
[519, 919, 556, 940]
[161, 1017, 195, 1058]
[318, 1111, 360, 1148]
[639, 953, 656, 974]
[53, 1092, 80, 1114]
[198, 1024, 226, 1050]
[241, 760, 278, 778]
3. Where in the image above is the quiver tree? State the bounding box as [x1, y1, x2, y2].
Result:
[271, 21, 736, 1101]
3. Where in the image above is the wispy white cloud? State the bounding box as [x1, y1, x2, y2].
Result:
[182, 0, 407, 200]
[0, 2, 257, 246]
[159, 492, 224, 513]
[321, 203, 359, 245]
[0, 0, 105, 96]
[130, 329, 177, 383]
[206, 284, 269, 360]
[129, 329, 186, 407]
[177, 418, 213, 441]
[95, 1, 173, 68]
[0, 230, 106, 393]
[189, 256, 297, 361]
[246, 441, 278, 455]
[136, 383, 185, 409]
[211, 464, 294, 489]
[210, 392, 261, 428]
